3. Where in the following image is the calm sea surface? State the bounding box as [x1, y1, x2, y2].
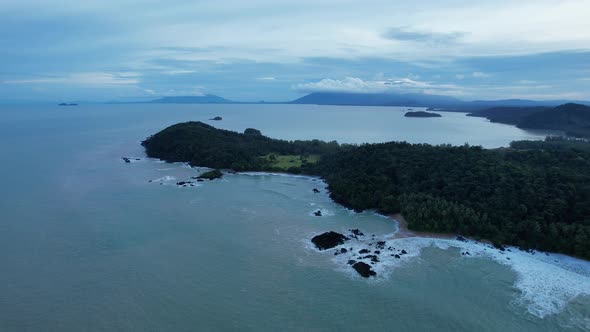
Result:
[0, 104, 588, 331]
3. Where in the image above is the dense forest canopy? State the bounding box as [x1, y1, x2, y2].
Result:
[143, 122, 590, 259]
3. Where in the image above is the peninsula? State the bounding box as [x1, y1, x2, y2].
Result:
[143, 122, 590, 259]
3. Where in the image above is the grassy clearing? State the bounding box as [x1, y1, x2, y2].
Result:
[261, 154, 320, 170]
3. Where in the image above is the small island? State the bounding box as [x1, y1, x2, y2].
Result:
[197, 169, 223, 180]
[209, 116, 223, 121]
[404, 111, 442, 118]
[58, 103, 78, 106]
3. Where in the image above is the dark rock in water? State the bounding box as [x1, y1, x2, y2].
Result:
[313, 210, 322, 217]
[376, 241, 386, 249]
[135, 158, 141, 161]
[210, 116, 223, 121]
[401, 250, 407, 255]
[362, 255, 379, 263]
[312, 188, 320, 193]
[394, 254, 401, 259]
[176, 181, 192, 186]
[507, 257, 511, 260]
[374, 250, 381, 254]
[347, 260, 356, 265]
[456, 236, 467, 242]
[122, 157, 131, 163]
[197, 179, 205, 182]
[311, 231, 348, 250]
[352, 262, 377, 278]
[340, 248, 348, 254]
[349, 229, 364, 236]
[359, 249, 370, 254]
[462, 251, 471, 256]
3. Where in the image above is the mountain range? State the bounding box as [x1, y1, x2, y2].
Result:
[144, 92, 589, 110]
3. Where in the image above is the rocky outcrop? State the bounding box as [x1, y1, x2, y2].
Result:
[352, 262, 377, 278]
[311, 231, 349, 250]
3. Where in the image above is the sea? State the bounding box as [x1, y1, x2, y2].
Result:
[0, 103, 588, 331]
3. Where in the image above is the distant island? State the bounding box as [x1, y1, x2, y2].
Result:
[469, 103, 590, 138]
[143, 121, 590, 260]
[404, 111, 442, 118]
[58, 103, 78, 106]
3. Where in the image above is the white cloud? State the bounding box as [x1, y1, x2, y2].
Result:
[455, 74, 465, 80]
[293, 77, 464, 95]
[472, 71, 489, 78]
[257, 77, 276, 81]
[3, 72, 140, 85]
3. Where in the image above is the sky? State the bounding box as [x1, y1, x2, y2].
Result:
[1, 0, 590, 102]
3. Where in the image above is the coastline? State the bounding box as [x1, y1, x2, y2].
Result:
[390, 213, 456, 240]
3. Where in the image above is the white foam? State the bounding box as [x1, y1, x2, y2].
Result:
[151, 175, 176, 183]
[313, 231, 590, 318]
[238, 171, 321, 181]
[308, 208, 335, 217]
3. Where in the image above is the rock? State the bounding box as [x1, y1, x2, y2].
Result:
[312, 188, 320, 193]
[340, 248, 348, 254]
[362, 255, 379, 263]
[313, 210, 322, 217]
[359, 249, 370, 254]
[352, 262, 377, 278]
[197, 179, 204, 182]
[374, 250, 381, 254]
[198, 169, 223, 180]
[311, 231, 349, 250]
[122, 157, 131, 163]
[401, 250, 407, 255]
[347, 260, 356, 265]
[349, 229, 364, 236]
[456, 236, 467, 242]
[395, 254, 401, 259]
[376, 241, 386, 249]
[176, 181, 191, 186]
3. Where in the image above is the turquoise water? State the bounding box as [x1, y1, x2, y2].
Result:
[0, 104, 588, 331]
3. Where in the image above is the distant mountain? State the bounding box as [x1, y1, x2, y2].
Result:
[469, 103, 590, 137]
[149, 95, 234, 104]
[290, 92, 590, 110]
[290, 92, 463, 108]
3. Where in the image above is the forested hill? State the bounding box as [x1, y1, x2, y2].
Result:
[143, 123, 590, 259]
[469, 103, 590, 137]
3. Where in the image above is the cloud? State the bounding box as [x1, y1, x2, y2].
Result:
[293, 77, 464, 95]
[383, 27, 465, 43]
[256, 77, 276, 81]
[3, 72, 140, 85]
[472, 71, 489, 78]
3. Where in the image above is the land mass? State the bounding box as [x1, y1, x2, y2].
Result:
[468, 103, 590, 138]
[405, 111, 442, 118]
[142, 121, 590, 259]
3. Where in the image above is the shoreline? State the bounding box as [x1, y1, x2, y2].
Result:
[390, 213, 457, 240]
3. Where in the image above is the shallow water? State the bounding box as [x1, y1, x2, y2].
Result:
[0, 104, 587, 331]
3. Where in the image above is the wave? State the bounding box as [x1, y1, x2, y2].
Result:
[315, 232, 590, 319]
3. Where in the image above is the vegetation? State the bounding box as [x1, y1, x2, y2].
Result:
[143, 121, 590, 259]
[198, 169, 223, 180]
[469, 103, 590, 138]
[405, 111, 442, 118]
[261, 154, 320, 171]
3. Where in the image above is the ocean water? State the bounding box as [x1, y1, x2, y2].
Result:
[0, 104, 588, 331]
